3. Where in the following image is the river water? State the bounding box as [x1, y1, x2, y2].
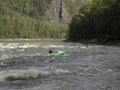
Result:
[0, 40, 120, 90]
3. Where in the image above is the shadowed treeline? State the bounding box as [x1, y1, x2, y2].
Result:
[67, 0, 120, 43]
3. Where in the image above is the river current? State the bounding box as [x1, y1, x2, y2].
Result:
[0, 40, 120, 90]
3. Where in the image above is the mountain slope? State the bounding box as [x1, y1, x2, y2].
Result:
[1, 0, 87, 22]
[0, 0, 88, 39]
[44, 0, 88, 22]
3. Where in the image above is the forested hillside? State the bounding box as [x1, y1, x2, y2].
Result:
[0, 0, 87, 39]
[67, 0, 120, 43]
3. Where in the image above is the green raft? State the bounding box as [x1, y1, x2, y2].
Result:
[48, 50, 65, 56]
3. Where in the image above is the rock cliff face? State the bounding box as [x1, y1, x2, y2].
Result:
[1, 0, 88, 22]
[44, 0, 88, 22]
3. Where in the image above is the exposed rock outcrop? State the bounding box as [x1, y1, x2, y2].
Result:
[44, 0, 88, 22]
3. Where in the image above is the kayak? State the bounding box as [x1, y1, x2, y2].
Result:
[48, 50, 65, 56]
[55, 50, 65, 55]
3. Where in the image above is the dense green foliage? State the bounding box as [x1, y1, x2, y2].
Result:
[0, 0, 68, 39]
[67, 0, 120, 43]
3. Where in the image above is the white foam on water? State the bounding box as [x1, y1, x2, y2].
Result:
[0, 66, 70, 81]
[19, 44, 39, 48]
[42, 45, 88, 49]
[0, 69, 41, 81]
[0, 43, 8, 51]
[0, 55, 11, 61]
[0, 42, 42, 60]
[55, 69, 70, 74]
[87, 45, 103, 48]
[0, 43, 40, 50]
[80, 46, 87, 49]
[42, 45, 66, 48]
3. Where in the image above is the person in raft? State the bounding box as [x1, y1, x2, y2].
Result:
[49, 48, 54, 54]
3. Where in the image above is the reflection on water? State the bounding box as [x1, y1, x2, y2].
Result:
[0, 40, 120, 90]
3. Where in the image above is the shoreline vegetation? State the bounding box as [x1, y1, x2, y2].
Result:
[0, 0, 68, 40]
[1, 0, 120, 46]
[0, 38, 65, 41]
[67, 0, 120, 44]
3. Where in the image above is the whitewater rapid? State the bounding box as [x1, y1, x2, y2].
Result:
[0, 40, 120, 90]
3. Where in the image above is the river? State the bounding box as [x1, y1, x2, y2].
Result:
[0, 40, 120, 90]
